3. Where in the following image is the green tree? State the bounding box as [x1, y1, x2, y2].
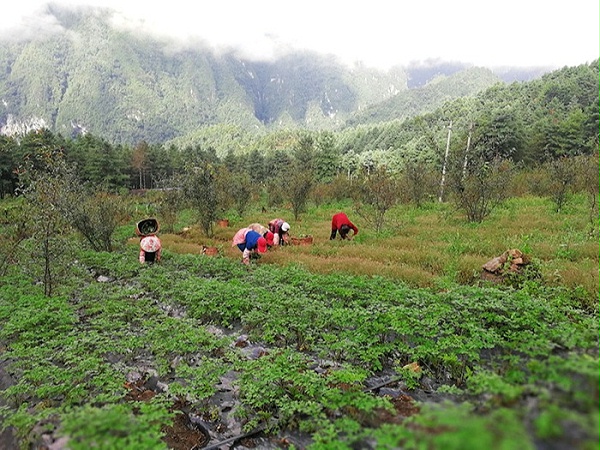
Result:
[180, 164, 219, 237]
[401, 160, 437, 207]
[284, 134, 316, 220]
[353, 166, 400, 232]
[447, 156, 514, 223]
[577, 153, 599, 236]
[68, 134, 129, 189]
[154, 187, 184, 234]
[131, 141, 150, 189]
[0, 135, 19, 197]
[287, 170, 313, 221]
[315, 131, 339, 182]
[0, 199, 29, 277]
[545, 156, 580, 212]
[63, 189, 125, 252]
[583, 89, 599, 152]
[17, 149, 76, 296]
[229, 172, 253, 217]
[472, 107, 525, 161]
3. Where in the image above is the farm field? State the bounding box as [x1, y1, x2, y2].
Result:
[0, 194, 598, 449]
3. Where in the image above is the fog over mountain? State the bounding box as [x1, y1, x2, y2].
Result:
[2, 1, 597, 70]
[0, 3, 596, 145]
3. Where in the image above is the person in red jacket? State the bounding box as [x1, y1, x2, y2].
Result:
[330, 212, 359, 240]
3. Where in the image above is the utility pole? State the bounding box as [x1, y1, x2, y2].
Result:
[462, 122, 473, 178]
[438, 120, 452, 202]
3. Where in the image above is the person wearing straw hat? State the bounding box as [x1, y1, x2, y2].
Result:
[136, 218, 162, 264]
[139, 234, 162, 264]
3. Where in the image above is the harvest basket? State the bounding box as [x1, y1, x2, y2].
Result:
[290, 235, 313, 245]
[202, 246, 219, 256]
[136, 218, 160, 236]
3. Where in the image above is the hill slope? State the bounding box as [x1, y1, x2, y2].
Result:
[0, 6, 541, 145]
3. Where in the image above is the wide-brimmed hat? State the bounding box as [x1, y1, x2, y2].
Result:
[140, 235, 161, 252]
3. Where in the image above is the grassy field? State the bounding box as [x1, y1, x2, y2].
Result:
[157, 195, 599, 304]
[1, 193, 598, 449]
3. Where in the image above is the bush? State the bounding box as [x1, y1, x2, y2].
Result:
[448, 157, 514, 223]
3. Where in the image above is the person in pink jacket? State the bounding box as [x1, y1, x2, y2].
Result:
[268, 218, 290, 246]
[139, 235, 162, 264]
[232, 228, 268, 264]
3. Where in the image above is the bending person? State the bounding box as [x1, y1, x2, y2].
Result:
[330, 212, 359, 240]
[268, 218, 290, 246]
[232, 227, 268, 265]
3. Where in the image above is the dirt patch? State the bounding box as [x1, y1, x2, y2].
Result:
[0, 360, 18, 449]
[124, 378, 209, 449]
[162, 412, 209, 450]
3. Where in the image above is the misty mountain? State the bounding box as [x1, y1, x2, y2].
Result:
[0, 6, 549, 146]
[346, 66, 503, 126]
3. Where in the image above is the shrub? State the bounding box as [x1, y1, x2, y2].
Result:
[448, 157, 514, 223]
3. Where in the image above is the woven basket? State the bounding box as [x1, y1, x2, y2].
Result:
[136, 218, 160, 236]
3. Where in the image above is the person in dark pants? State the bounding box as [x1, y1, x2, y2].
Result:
[268, 218, 290, 246]
[248, 223, 275, 248]
[139, 235, 162, 264]
[232, 228, 268, 265]
[330, 212, 359, 240]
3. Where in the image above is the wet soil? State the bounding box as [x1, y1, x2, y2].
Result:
[162, 412, 209, 450]
[125, 379, 210, 449]
[0, 360, 18, 450]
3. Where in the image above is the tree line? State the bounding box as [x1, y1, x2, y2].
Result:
[1, 94, 598, 297]
[1, 60, 596, 197]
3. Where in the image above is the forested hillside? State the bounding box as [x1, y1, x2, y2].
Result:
[345, 67, 502, 126]
[0, 6, 547, 146]
[0, 59, 596, 197]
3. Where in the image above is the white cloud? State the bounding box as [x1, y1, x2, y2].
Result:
[0, 0, 598, 69]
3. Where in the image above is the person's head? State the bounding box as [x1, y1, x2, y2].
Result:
[257, 237, 267, 253]
[264, 231, 275, 247]
[339, 224, 351, 239]
[281, 222, 290, 233]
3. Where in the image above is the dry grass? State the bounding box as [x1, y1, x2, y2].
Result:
[144, 195, 598, 300]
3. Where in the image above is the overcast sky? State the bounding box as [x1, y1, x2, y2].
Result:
[1, 0, 598, 70]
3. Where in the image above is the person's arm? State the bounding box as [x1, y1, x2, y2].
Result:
[242, 248, 251, 265]
[139, 249, 145, 264]
[273, 233, 280, 246]
[350, 222, 359, 235]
